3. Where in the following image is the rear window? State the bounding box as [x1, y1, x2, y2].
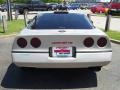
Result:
[30, 13, 94, 29]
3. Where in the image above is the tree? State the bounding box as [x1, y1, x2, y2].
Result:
[0, 0, 5, 4]
[0, 0, 63, 4]
[12, 0, 27, 3]
[13, 0, 63, 3]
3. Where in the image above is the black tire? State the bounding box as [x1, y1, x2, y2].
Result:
[89, 66, 102, 72]
[19, 67, 32, 71]
[19, 10, 24, 14]
[19, 8, 29, 14]
[47, 8, 51, 11]
[108, 10, 113, 16]
[1, 9, 5, 12]
[23, 8, 29, 14]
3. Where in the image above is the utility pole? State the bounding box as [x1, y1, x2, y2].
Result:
[63, 0, 66, 5]
[105, 15, 111, 32]
[10, 0, 13, 20]
[6, 0, 12, 21]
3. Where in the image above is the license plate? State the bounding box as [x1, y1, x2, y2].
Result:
[52, 47, 73, 57]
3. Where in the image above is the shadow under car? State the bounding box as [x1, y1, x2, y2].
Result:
[1, 64, 97, 89]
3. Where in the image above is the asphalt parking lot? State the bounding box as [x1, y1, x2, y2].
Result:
[0, 37, 120, 90]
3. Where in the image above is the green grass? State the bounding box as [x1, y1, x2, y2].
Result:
[105, 31, 120, 41]
[98, 28, 120, 41]
[0, 20, 25, 35]
[95, 13, 106, 17]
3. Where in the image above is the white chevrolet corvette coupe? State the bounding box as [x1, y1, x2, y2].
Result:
[12, 11, 112, 71]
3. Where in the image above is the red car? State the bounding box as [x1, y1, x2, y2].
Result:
[108, 0, 120, 15]
[91, 4, 108, 13]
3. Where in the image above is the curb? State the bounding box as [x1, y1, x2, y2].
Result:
[110, 39, 120, 44]
[0, 33, 17, 38]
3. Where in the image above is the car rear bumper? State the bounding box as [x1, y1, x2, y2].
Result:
[12, 52, 112, 68]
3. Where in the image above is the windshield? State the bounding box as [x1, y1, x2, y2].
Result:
[30, 13, 94, 29]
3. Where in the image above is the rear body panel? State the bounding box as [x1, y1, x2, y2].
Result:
[13, 29, 111, 52]
[13, 52, 112, 68]
[12, 28, 112, 68]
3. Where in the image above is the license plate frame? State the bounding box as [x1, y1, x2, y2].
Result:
[49, 47, 76, 58]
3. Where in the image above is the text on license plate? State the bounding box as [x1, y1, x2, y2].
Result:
[52, 47, 73, 57]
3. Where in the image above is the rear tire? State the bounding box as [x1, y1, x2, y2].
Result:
[108, 10, 113, 16]
[19, 10, 24, 14]
[1, 9, 5, 12]
[19, 67, 33, 71]
[19, 8, 29, 14]
[89, 66, 102, 72]
[23, 8, 29, 14]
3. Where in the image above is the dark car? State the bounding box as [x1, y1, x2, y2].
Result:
[15, 0, 52, 14]
[48, 3, 58, 10]
[0, 3, 14, 12]
[80, 3, 88, 10]
[56, 4, 67, 10]
[68, 3, 80, 10]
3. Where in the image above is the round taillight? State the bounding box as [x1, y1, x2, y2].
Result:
[30, 38, 41, 48]
[84, 37, 94, 47]
[17, 38, 27, 48]
[97, 37, 107, 47]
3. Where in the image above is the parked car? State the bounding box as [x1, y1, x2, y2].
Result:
[48, 3, 58, 10]
[15, 0, 52, 14]
[0, 3, 15, 12]
[80, 3, 88, 10]
[56, 4, 67, 10]
[0, 4, 7, 12]
[108, 0, 120, 15]
[91, 4, 109, 13]
[12, 11, 112, 71]
[68, 3, 80, 10]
